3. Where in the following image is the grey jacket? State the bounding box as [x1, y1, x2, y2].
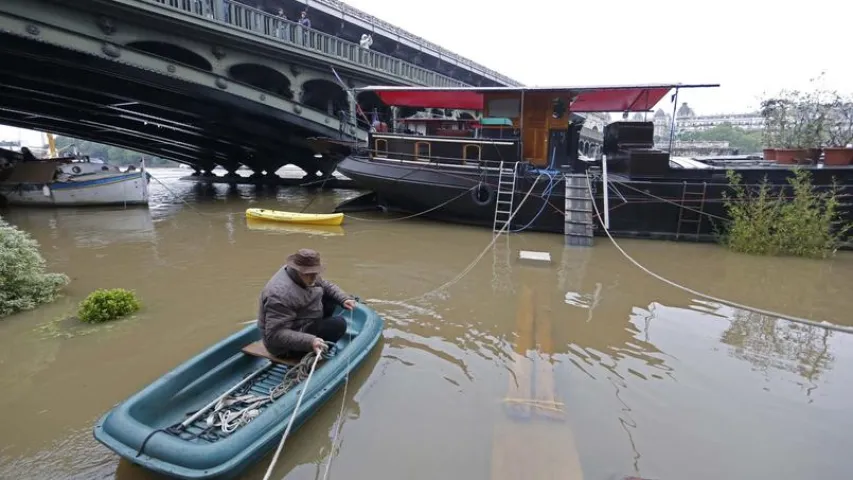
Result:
[257, 266, 351, 355]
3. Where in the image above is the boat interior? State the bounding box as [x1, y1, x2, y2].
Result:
[127, 322, 358, 446]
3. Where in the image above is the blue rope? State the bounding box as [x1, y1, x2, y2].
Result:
[510, 169, 559, 232]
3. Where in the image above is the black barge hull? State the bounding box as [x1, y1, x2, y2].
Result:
[335, 156, 853, 245]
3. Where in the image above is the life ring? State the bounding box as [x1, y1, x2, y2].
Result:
[471, 182, 495, 206]
[71, 166, 81, 174]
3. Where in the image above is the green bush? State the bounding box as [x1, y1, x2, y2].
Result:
[0, 218, 70, 318]
[77, 288, 141, 324]
[719, 169, 850, 258]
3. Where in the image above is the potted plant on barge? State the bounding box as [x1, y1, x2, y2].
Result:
[760, 97, 785, 161]
[761, 76, 833, 164]
[823, 93, 853, 166]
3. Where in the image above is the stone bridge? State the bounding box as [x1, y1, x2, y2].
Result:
[0, 0, 515, 181]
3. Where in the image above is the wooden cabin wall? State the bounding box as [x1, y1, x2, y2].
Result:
[483, 92, 573, 167]
[370, 135, 519, 165]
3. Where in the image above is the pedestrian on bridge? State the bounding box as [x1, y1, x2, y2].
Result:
[275, 8, 289, 40]
[298, 11, 311, 46]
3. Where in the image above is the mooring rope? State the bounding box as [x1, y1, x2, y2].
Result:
[261, 350, 323, 480]
[369, 175, 542, 305]
[320, 308, 354, 480]
[607, 178, 730, 223]
[343, 185, 478, 222]
[583, 172, 853, 335]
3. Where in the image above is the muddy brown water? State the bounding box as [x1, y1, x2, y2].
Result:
[1, 167, 852, 480]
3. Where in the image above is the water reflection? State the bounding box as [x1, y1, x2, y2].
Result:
[719, 307, 834, 400]
[3, 206, 156, 248]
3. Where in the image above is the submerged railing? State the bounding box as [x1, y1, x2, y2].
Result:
[142, 0, 468, 88]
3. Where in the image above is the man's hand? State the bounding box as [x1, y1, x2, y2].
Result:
[312, 337, 328, 355]
[342, 298, 357, 311]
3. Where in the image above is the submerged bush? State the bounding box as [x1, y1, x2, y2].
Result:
[0, 218, 70, 318]
[78, 288, 142, 324]
[720, 169, 850, 258]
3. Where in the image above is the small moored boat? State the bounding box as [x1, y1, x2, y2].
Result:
[246, 216, 346, 237]
[0, 157, 149, 207]
[93, 302, 384, 479]
[245, 208, 344, 226]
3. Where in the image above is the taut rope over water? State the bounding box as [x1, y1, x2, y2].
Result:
[368, 175, 542, 305]
[583, 173, 853, 335]
[320, 309, 355, 480]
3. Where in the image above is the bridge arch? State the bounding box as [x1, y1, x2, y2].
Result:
[228, 63, 293, 99]
[125, 41, 212, 72]
[301, 79, 348, 117]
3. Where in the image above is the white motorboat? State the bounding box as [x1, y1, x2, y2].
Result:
[0, 157, 150, 207]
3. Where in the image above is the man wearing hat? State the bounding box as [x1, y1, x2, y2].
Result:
[258, 248, 356, 357]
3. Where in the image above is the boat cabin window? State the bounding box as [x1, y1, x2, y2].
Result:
[479, 117, 516, 139]
[414, 141, 431, 162]
[374, 138, 388, 158]
[552, 98, 566, 119]
[463, 144, 481, 163]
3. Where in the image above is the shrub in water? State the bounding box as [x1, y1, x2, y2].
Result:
[0, 218, 70, 318]
[720, 169, 850, 258]
[78, 288, 142, 324]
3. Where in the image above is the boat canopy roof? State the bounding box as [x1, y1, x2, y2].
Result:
[357, 83, 720, 112]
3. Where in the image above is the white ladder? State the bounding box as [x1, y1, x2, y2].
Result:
[492, 161, 517, 234]
[491, 233, 514, 293]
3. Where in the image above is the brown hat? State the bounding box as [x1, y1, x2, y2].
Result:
[286, 248, 325, 274]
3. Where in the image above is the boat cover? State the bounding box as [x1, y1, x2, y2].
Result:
[1, 162, 58, 184]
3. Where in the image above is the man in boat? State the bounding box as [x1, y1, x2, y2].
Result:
[258, 248, 356, 357]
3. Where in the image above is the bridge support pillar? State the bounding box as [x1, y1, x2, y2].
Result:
[219, 159, 242, 182]
[348, 94, 357, 130]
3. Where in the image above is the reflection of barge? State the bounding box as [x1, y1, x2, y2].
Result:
[335, 84, 853, 245]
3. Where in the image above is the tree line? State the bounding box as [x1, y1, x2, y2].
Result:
[678, 123, 764, 154]
[54, 136, 180, 167]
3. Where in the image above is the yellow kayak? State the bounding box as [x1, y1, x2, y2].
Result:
[245, 208, 344, 226]
[246, 217, 345, 236]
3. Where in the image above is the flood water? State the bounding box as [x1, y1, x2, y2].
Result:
[1, 167, 853, 480]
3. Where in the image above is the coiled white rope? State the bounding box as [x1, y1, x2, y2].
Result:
[584, 172, 853, 335]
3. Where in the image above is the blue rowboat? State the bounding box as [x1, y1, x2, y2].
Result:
[93, 302, 384, 479]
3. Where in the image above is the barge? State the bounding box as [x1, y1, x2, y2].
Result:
[334, 84, 853, 246]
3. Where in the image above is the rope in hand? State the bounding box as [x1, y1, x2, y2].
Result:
[261, 351, 323, 480]
[584, 172, 853, 335]
[369, 175, 542, 305]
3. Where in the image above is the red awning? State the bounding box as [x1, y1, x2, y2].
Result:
[375, 90, 484, 110]
[570, 87, 673, 112]
[365, 84, 713, 112]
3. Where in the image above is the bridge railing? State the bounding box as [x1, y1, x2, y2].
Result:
[145, 0, 467, 88]
[303, 0, 522, 87]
